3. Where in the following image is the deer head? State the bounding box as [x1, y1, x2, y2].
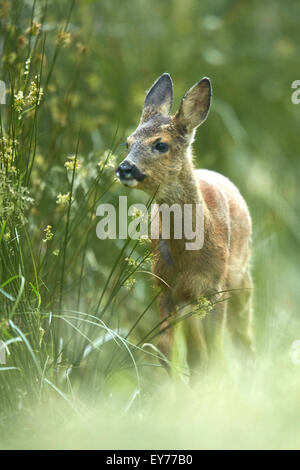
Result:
[116, 73, 211, 193]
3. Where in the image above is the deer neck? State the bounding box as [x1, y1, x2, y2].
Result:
[156, 149, 203, 207]
[154, 148, 207, 259]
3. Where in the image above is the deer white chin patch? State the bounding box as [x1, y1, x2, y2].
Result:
[123, 179, 138, 188]
[115, 173, 139, 187]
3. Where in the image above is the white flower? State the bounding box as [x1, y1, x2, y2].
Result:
[56, 192, 71, 206]
[64, 155, 81, 171]
[24, 57, 31, 75]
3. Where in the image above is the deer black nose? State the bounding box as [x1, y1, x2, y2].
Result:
[116, 161, 134, 180]
[116, 161, 146, 182]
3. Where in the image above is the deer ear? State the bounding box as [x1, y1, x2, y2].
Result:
[140, 73, 173, 123]
[174, 78, 211, 133]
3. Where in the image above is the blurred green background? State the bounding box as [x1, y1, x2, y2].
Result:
[1, 0, 300, 449]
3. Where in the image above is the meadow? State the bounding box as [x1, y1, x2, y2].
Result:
[0, 0, 300, 450]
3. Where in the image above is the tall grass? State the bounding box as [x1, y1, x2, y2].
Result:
[0, 0, 213, 431]
[0, 0, 146, 425]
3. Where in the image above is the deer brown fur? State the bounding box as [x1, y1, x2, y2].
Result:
[116, 73, 255, 375]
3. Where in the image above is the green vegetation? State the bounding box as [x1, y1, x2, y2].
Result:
[0, 0, 300, 449]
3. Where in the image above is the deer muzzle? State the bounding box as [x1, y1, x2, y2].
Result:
[115, 160, 146, 187]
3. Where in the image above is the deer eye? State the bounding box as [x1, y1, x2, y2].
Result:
[155, 142, 169, 153]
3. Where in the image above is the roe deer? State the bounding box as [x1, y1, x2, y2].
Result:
[116, 73, 255, 374]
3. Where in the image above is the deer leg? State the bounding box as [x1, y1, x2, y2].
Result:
[202, 296, 227, 364]
[227, 271, 255, 362]
[184, 315, 208, 379]
[170, 275, 211, 377]
[157, 293, 209, 380]
[156, 292, 176, 370]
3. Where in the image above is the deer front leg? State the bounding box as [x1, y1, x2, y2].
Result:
[166, 274, 210, 377]
[172, 273, 228, 368]
[184, 315, 208, 379]
[157, 291, 208, 381]
[156, 292, 176, 371]
[202, 297, 227, 364]
[227, 271, 256, 363]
